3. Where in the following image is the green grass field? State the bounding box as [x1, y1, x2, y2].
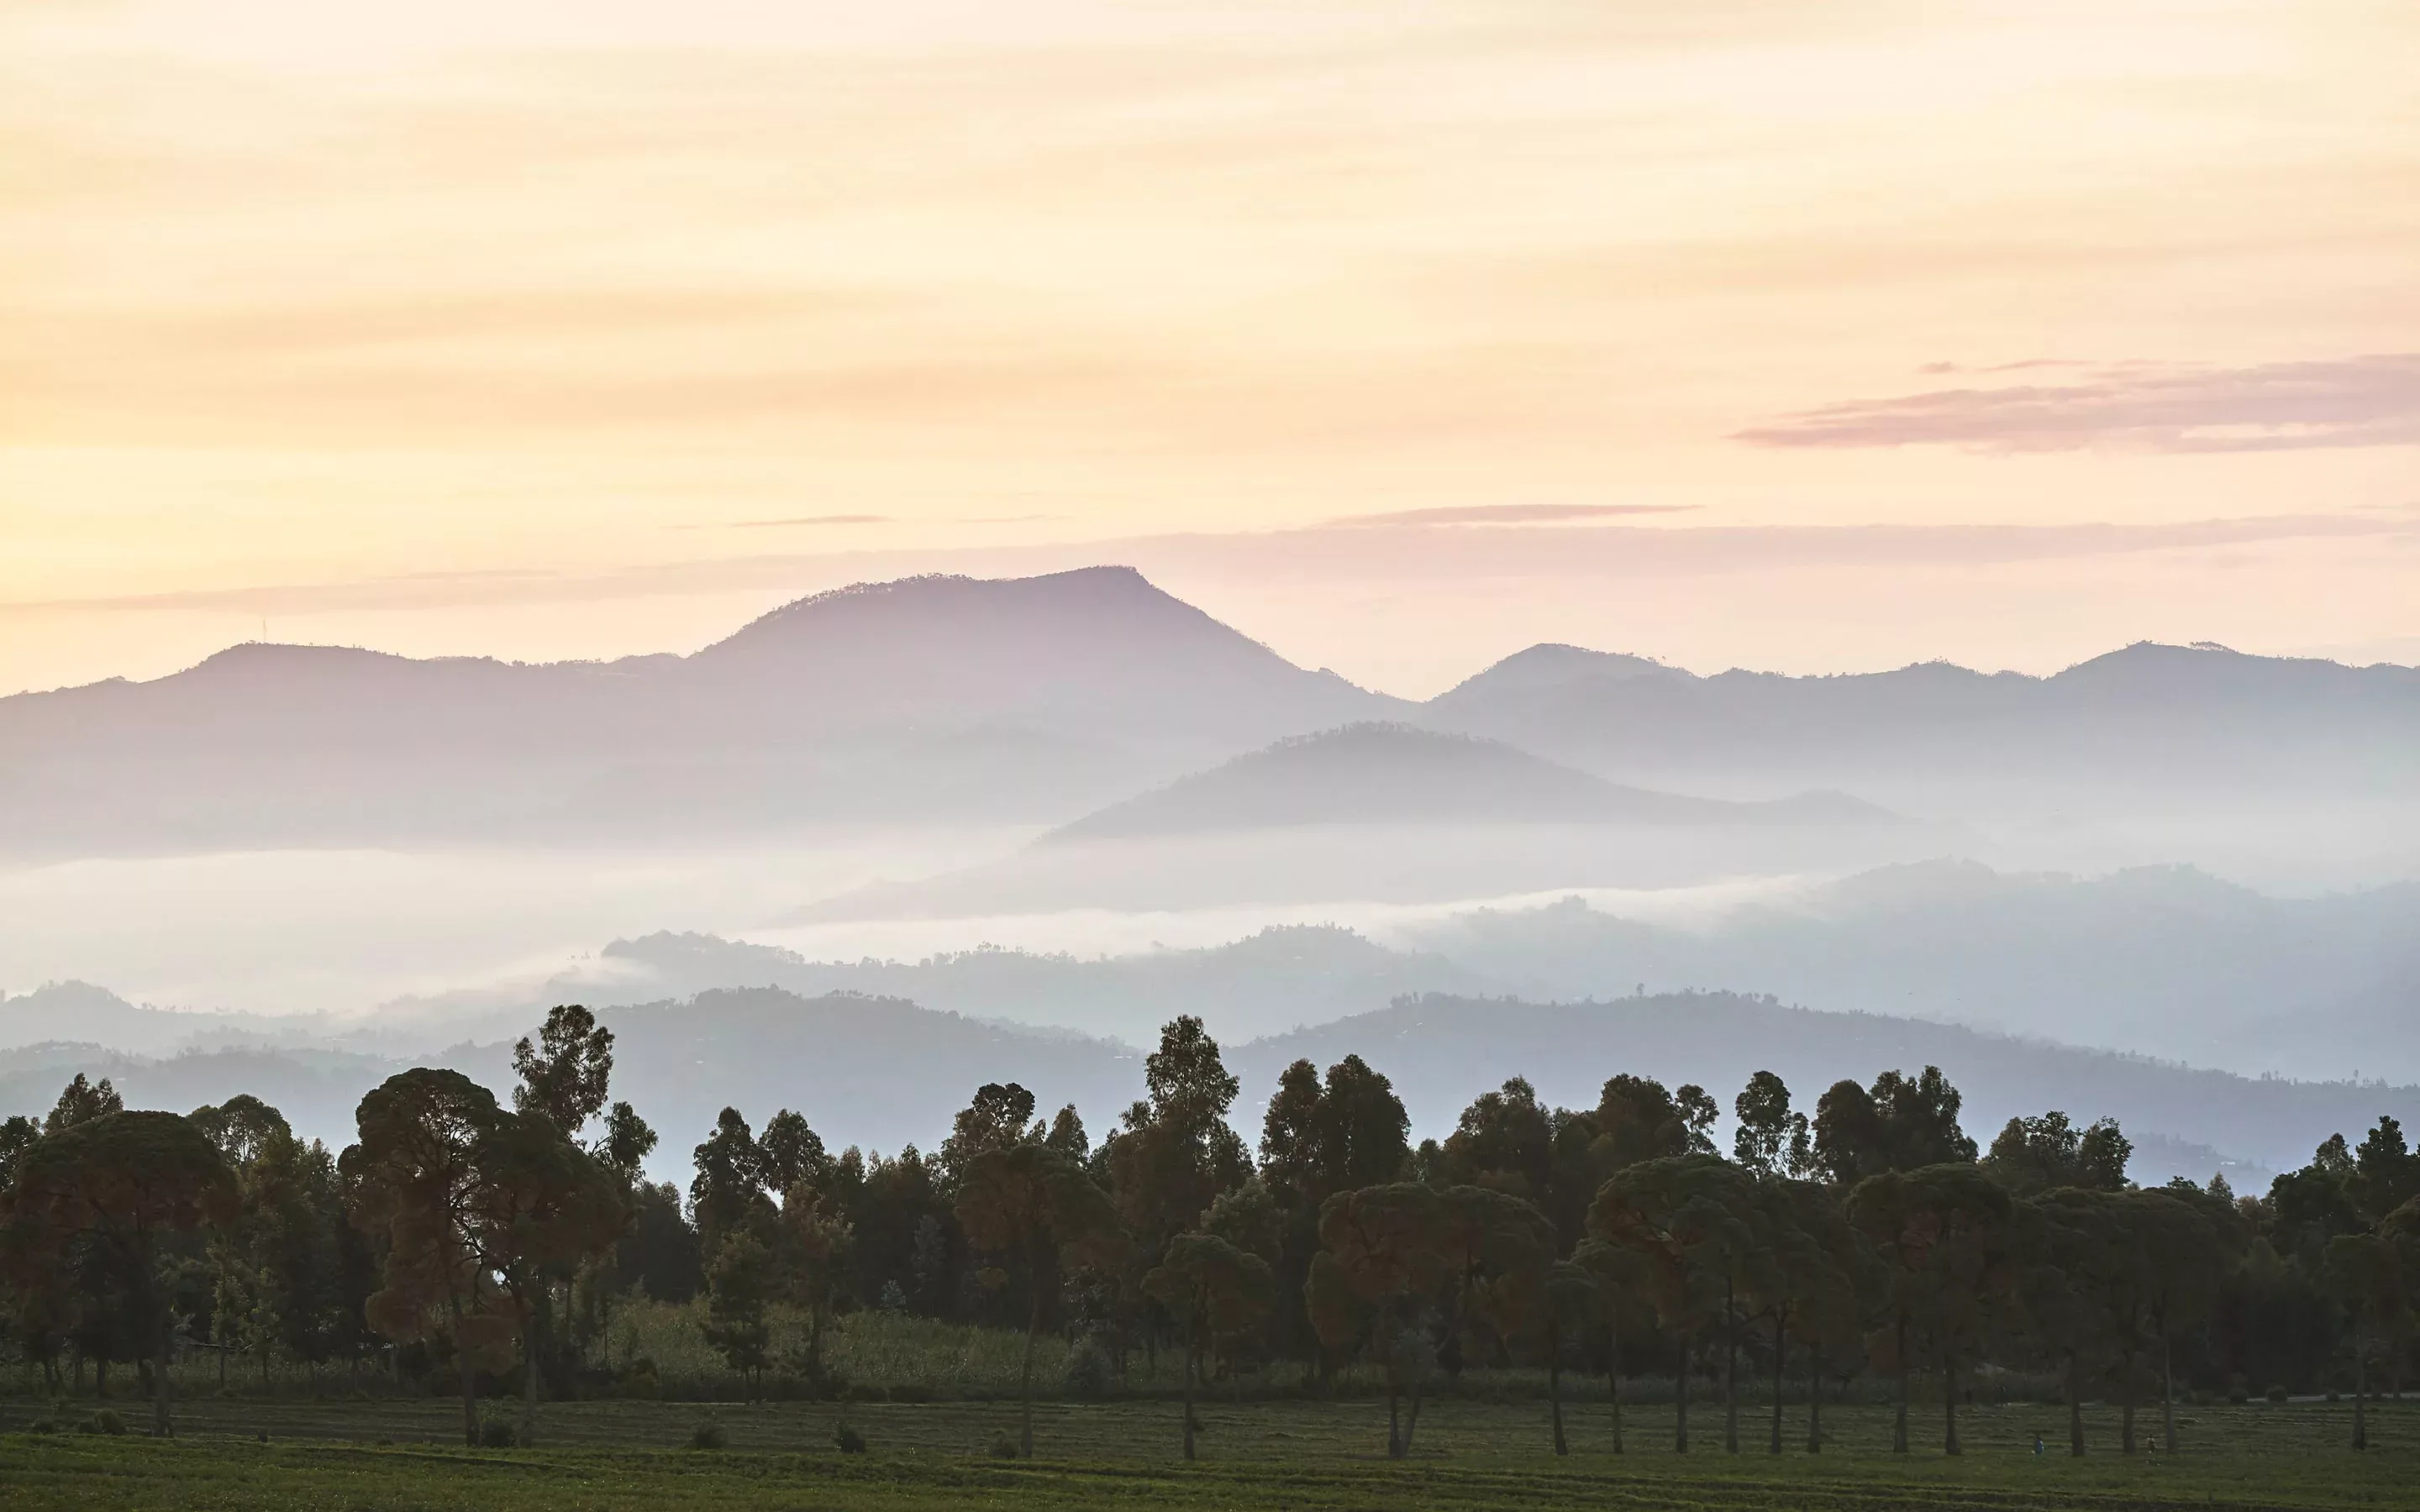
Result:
[4, 1399, 2417, 1511]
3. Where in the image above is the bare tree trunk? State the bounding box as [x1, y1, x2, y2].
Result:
[1607, 1323, 1624, 1455]
[1548, 1322, 1567, 1456]
[2120, 1341, 2137, 1455]
[1891, 1314, 1908, 1454]
[2161, 1333, 2177, 1453]
[2354, 1330, 2370, 1452]
[2068, 1347, 2085, 1457]
[518, 1315, 539, 1446]
[1770, 1313, 1785, 1454]
[460, 1348, 479, 1447]
[1386, 1383, 1402, 1460]
[153, 1315, 175, 1438]
[1723, 1282, 1739, 1453]
[1807, 1341, 1822, 1453]
[1020, 1284, 1040, 1459]
[1676, 1335, 1691, 1454]
[1181, 1342, 1197, 1462]
[1404, 1374, 1427, 1457]
[1943, 1348, 1960, 1456]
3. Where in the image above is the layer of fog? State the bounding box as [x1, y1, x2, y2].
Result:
[5, 828, 2416, 1085]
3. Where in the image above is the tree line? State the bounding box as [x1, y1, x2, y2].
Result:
[3, 1007, 2417, 1457]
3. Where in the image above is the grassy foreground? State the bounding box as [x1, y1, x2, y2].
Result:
[3, 1399, 2416, 1511]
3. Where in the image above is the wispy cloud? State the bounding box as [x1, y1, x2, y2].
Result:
[1738, 354, 2420, 454]
[8, 513, 2407, 624]
[719, 515, 892, 530]
[1321, 503, 1697, 528]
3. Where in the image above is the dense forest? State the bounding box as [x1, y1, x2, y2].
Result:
[3, 1005, 2415, 1461]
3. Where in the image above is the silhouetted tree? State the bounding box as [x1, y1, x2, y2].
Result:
[1983, 1110, 2131, 1194]
[1733, 1072, 1813, 1179]
[955, 1138, 1122, 1457]
[3, 1110, 239, 1436]
[513, 1005, 614, 1138]
[346, 1068, 518, 1446]
[1144, 1232, 1272, 1459]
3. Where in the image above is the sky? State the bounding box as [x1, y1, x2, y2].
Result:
[3, 0, 2417, 699]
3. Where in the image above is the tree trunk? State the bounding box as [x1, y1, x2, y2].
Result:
[2068, 1347, 2085, 1457]
[2161, 1333, 2177, 1453]
[1770, 1313, 1786, 1454]
[1607, 1322, 1623, 1455]
[1891, 1314, 1908, 1454]
[1548, 1322, 1567, 1456]
[1807, 1341, 1822, 1453]
[2354, 1331, 2369, 1451]
[1943, 1348, 1960, 1456]
[1676, 1335, 1691, 1454]
[1387, 1383, 1402, 1460]
[1723, 1281, 1739, 1453]
[1181, 1341, 1197, 1462]
[1404, 1373, 1427, 1457]
[455, 1288, 480, 1447]
[460, 1347, 479, 1447]
[1020, 1281, 1041, 1459]
[153, 1313, 175, 1438]
[2119, 1341, 2136, 1455]
[518, 1313, 540, 1447]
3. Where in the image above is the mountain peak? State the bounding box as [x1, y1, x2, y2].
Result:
[678, 565, 1397, 736]
[698, 565, 1185, 657]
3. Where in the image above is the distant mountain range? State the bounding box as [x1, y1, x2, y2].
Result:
[1423, 638, 2420, 811]
[1402, 859, 2420, 1080]
[786, 724, 1924, 916]
[0, 567, 1396, 855]
[4, 564, 2416, 861]
[1044, 723, 1896, 840]
[8, 977, 2412, 1190]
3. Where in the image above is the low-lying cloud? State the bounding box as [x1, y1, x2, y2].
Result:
[1738, 354, 2420, 454]
[1323, 504, 1697, 527]
[8, 513, 2407, 623]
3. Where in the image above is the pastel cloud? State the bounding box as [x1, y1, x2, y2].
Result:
[1321, 504, 1697, 528]
[1737, 355, 2420, 454]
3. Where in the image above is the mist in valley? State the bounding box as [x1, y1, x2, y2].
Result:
[4, 569, 2418, 1205]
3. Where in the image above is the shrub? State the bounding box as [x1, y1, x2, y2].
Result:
[834, 1420, 867, 1454]
[24, 1418, 59, 1436]
[987, 1429, 1020, 1459]
[94, 1409, 129, 1436]
[478, 1416, 518, 1449]
[2265, 1384, 2289, 1403]
[690, 1419, 727, 1451]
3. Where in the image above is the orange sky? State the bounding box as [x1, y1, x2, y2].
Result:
[3, 0, 2416, 697]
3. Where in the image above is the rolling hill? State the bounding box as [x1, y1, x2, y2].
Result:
[9, 979, 2409, 1190]
[1044, 723, 1895, 841]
